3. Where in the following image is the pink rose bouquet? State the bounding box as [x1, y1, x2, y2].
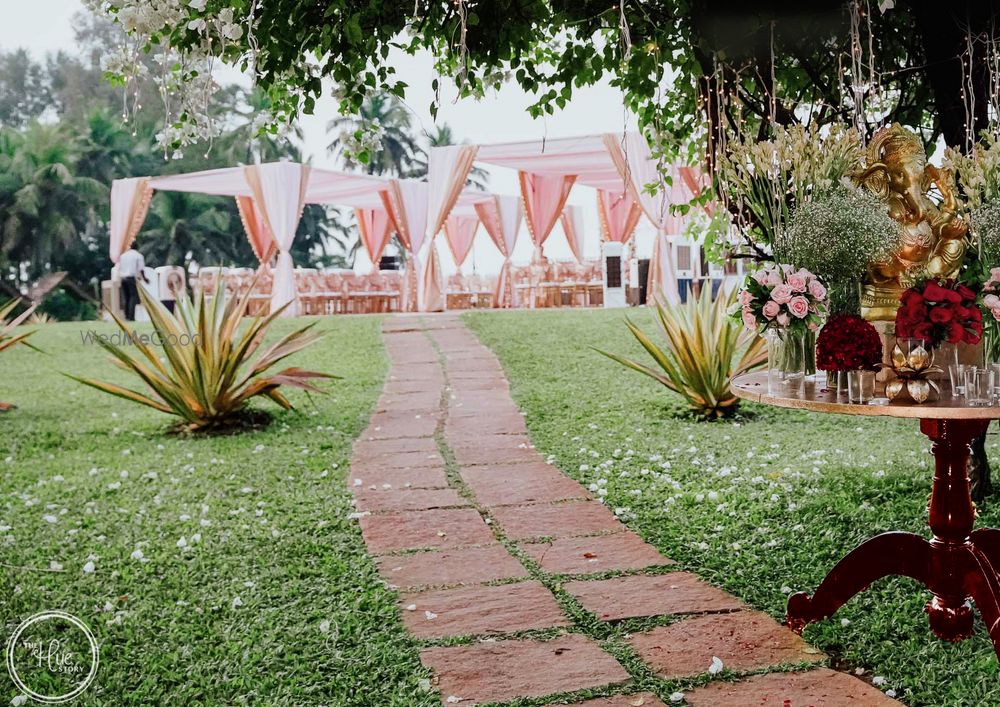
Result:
[980, 267, 1000, 361]
[735, 264, 829, 335]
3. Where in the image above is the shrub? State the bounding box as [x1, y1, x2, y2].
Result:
[71, 282, 336, 432]
[597, 286, 766, 420]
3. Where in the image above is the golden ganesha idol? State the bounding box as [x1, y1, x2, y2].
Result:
[854, 124, 968, 321]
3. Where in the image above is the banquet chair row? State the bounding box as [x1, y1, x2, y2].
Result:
[511, 260, 605, 308]
[190, 267, 404, 316]
[445, 273, 496, 309]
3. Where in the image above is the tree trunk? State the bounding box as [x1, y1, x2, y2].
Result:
[907, 0, 993, 149]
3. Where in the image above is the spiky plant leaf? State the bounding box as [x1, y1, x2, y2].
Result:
[0, 299, 40, 354]
[71, 278, 338, 431]
[596, 286, 767, 420]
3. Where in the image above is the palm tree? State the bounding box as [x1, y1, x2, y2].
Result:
[216, 86, 305, 166]
[0, 122, 105, 274]
[327, 94, 421, 176]
[139, 191, 243, 269]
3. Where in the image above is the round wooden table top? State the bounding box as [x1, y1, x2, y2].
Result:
[731, 370, 1000, 420]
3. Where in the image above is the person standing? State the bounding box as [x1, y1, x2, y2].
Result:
[118, 247, 148, 321]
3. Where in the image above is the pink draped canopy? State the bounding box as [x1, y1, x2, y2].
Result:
[559, 205, 585, 263]
[428, 133, 706, 303]
[443, 214, 479, 266]
[110, 163, 390, 316]
[355, 207, 394, 271]
[596, 189, 641, 244]
[475, 195, 522, 308]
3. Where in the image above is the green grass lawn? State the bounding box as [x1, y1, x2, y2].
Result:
[466, 307, 1000, 707]
[1, 316, 434, 706]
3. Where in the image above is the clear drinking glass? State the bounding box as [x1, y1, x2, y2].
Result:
[989, 362, 1000, 399]
[965, 367, 995, 406]
[847, 370, 875, 404]
[949, 363, 968, 397]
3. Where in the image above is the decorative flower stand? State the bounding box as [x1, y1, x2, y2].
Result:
[731, 371, 1000, 658]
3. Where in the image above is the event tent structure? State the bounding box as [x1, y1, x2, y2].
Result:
[109, 149, 491, 315]
[429, 132, 706, 305]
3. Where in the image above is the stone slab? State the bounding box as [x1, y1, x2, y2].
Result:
[564, 572, 744, 621]
[347, 465, 449, 490]
[376, 544, 529, 590]
[460, 464, 591, 506]
[557, 695, 667, 707]
[421, 634, 630, 705]
[684, 667, 900, 706]
[359, 508, 495, 554]
[628, 611, 824, 679]
[522, 532, 673, 575]
[399, 580, 569, 639]
[490, 500, 624, 541]
[352, 487, 469, 513]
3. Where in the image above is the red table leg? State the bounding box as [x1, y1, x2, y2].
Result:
[787, 418, 1000, 657]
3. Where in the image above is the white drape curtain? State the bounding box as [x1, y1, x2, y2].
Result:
[244, 162, 311, 317]
[475, 195, 523, 308]
[559, 205, 585, 263]
[380, 180, 430, 312]
[355, 206, 394, 273]
[109, 177, 154, 262]
[603, 133, 680, 304]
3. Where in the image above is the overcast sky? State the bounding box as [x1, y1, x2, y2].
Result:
[1, 1, 660, 272]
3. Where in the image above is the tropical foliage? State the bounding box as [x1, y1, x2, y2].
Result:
[70, 284, 336, 432]
[328, 93, 421, 176]
[0, 17, 349, 318]
[597, 287, 766, 420]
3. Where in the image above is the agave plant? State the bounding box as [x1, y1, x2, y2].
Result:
[597, 285, 767, 420]
[1, 299, 40, 411]
[72, 281, 336, 432]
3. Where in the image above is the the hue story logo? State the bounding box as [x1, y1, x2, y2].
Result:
[5, 611, 99, 703]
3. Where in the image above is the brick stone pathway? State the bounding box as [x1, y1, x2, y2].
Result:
[349, 314, 900, 706]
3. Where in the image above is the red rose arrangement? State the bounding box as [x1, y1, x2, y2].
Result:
[894, 279, 982, 349]
[816, 314, 883, 371]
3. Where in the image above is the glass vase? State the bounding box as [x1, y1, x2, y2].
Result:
[767, 328, 807, 394]
[825, 370, 848, 394]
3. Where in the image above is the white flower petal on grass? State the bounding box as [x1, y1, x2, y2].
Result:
[668, 693, 685, 704]
[131, 549, 145, 561]
[319, 620, 331, 634]
[12, 695, 28, 706]
[49, 561, 62, 571]
[231, 596, 243, 609]
[886, 689, 897, 698]
[176, 537, 187, 549]
[841, 618, 851, 626]
[82, 561, 95, 574]
[43, 515, 58, 524]
[872, 676, 887, 687]
[707, 656, 724, 674]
